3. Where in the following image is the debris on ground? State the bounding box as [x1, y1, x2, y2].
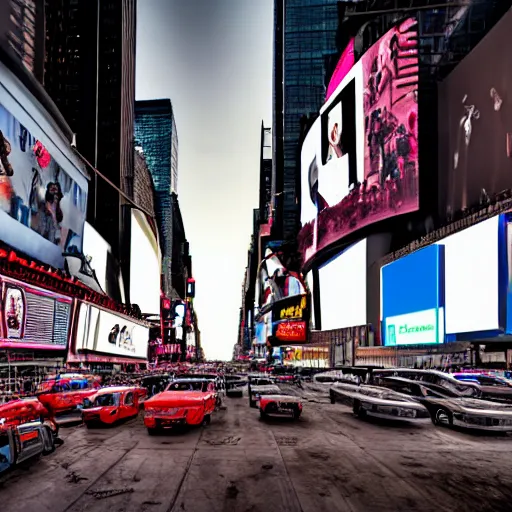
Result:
[205, 436, 241, 446]
[66, 471, 88, 483]
[86, 487, 134, 499]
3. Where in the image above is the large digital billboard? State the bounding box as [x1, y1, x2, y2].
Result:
[319, 239, 367, 331]
[381, 245, 444, 346]
[75, 303, 149, 360]
[0, 79, 88, 269]
[438, 9, 512, 218]
[299, 18, 419, 266]
[130, 210, 161, 315]
[0, 275, 72, 350]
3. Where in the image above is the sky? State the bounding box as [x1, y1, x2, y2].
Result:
[136, 0, 273, 361]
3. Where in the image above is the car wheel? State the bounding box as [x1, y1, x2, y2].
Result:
[330, 392, 336, 405]
[353, 400, 366, 418]
[42, 426, 55, 455]
[147, 427, 158, 436]
[259, 408, 267, 419]
[433, 408, 453, 427]
[293, 407, 301, 420]
[203, 415, 211, 426]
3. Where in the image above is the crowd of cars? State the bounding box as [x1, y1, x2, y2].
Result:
[318, 367, 512, 431]
[4, 363, 512, 478]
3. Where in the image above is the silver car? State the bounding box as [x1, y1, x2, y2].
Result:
[330, 382, 430, 421]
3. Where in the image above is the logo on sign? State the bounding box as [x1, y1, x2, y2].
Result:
[398, 323, 435, 334]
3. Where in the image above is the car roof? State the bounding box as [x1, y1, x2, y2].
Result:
[94, 386, 139, 394]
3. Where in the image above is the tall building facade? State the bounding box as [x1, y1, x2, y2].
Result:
[44, 0, 137, 294]
[134, 99, 178, 296]
[0, 0, 46, 83]
[272, 0, 341, 240]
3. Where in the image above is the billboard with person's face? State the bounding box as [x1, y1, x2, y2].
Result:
[0, 99, 87, 268]
[298, 18, 419, 266]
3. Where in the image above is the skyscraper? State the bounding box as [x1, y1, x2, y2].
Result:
[272, 0, 341, 240]
[134, 99, 179, 296]
[44, 0, 136, 258]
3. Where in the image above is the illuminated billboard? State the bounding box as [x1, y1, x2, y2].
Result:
[0, 69, 88, 269]
[299, 18, 419, 266]
[325, 38, 355, 102]
[438, 9, 512, 217]
[130, 210, 161, 315]
[0, 275, 72, 350]
[75, 302, 149, 360]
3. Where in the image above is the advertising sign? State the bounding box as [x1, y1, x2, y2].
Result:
[326, 38, 355, 102]
[0, 278, 71, 349]
[438, 9, 512, 218]
[0, 102, 87, 268]
[75, 303, 149, 360]
[298, 18, 419, 266]
[384, 308, 443, 346]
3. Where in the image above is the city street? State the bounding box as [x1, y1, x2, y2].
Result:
[1, 385, 512, 512]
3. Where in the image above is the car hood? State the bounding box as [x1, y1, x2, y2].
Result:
[145, 391, 211, 408]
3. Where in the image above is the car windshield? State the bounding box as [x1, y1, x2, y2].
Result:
[167, 381, 206, 392]
[94, 393, 120, 407]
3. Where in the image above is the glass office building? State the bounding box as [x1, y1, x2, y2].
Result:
[135, 99, 179, 295]
[273, 0, 340, 239]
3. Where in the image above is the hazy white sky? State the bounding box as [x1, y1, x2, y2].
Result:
[136, 0, 273, 360]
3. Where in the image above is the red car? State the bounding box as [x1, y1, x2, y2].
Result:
[144, 379, 217, 434]
[259, 394, 303, 419]
[82, 386, 146, 427]
[0, 398, 59, 474]
[36, 376, 99, 423]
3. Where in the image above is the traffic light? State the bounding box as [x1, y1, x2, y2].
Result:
[161, 297, 173, 344]
[186, 278, 195, 298]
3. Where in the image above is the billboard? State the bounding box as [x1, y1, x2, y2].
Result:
[438, 9, 512, 217]
[0, 100, 87, 268]
[299, 18, 419, 266]
[326, 38, 355, 102]
[381, 215, 505, 344]
[0, 275, 72, 350]
[381, 244, 444, 346]
[130, 210, 161, 315]
[75, 303, 149, 360]
[319, 239, 367, 331]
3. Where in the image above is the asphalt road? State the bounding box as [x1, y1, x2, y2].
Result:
[1, 384, 512, 512]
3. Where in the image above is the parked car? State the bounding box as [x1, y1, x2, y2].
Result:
[259, 395, 302, 419]
[248, 384, 281, 408]
[0, 420, 59, 475]
[0, 398, 60, 475]
[452, 373, 512, 400]
[370, 369, 482, 397]
[225, 375, 246, 397]
[36, 376, 99, 424]
[330, 382, 431, 421]
[141, 374, 174, 397]
[377, 376, 512, 431]
[82, 386, 146, 427]
[143, 379, 217, 434]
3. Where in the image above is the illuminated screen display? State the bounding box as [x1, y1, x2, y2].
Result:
[130, 210, 161, 315]
[438, 9, 512, 218]
[299, 18, 419, 266]
[319, 239, 367, 330]
[436, 216, 501, 335]
[381, 244, 444, 345]
[305, 271, 315, 329]
[326, 38, 355, 102]
[0, 278, 71, 348]
[0, 99, 87, 269]
[75, 303, 149, 359]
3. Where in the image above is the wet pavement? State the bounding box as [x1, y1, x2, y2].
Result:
[1, 384, 512, 511]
